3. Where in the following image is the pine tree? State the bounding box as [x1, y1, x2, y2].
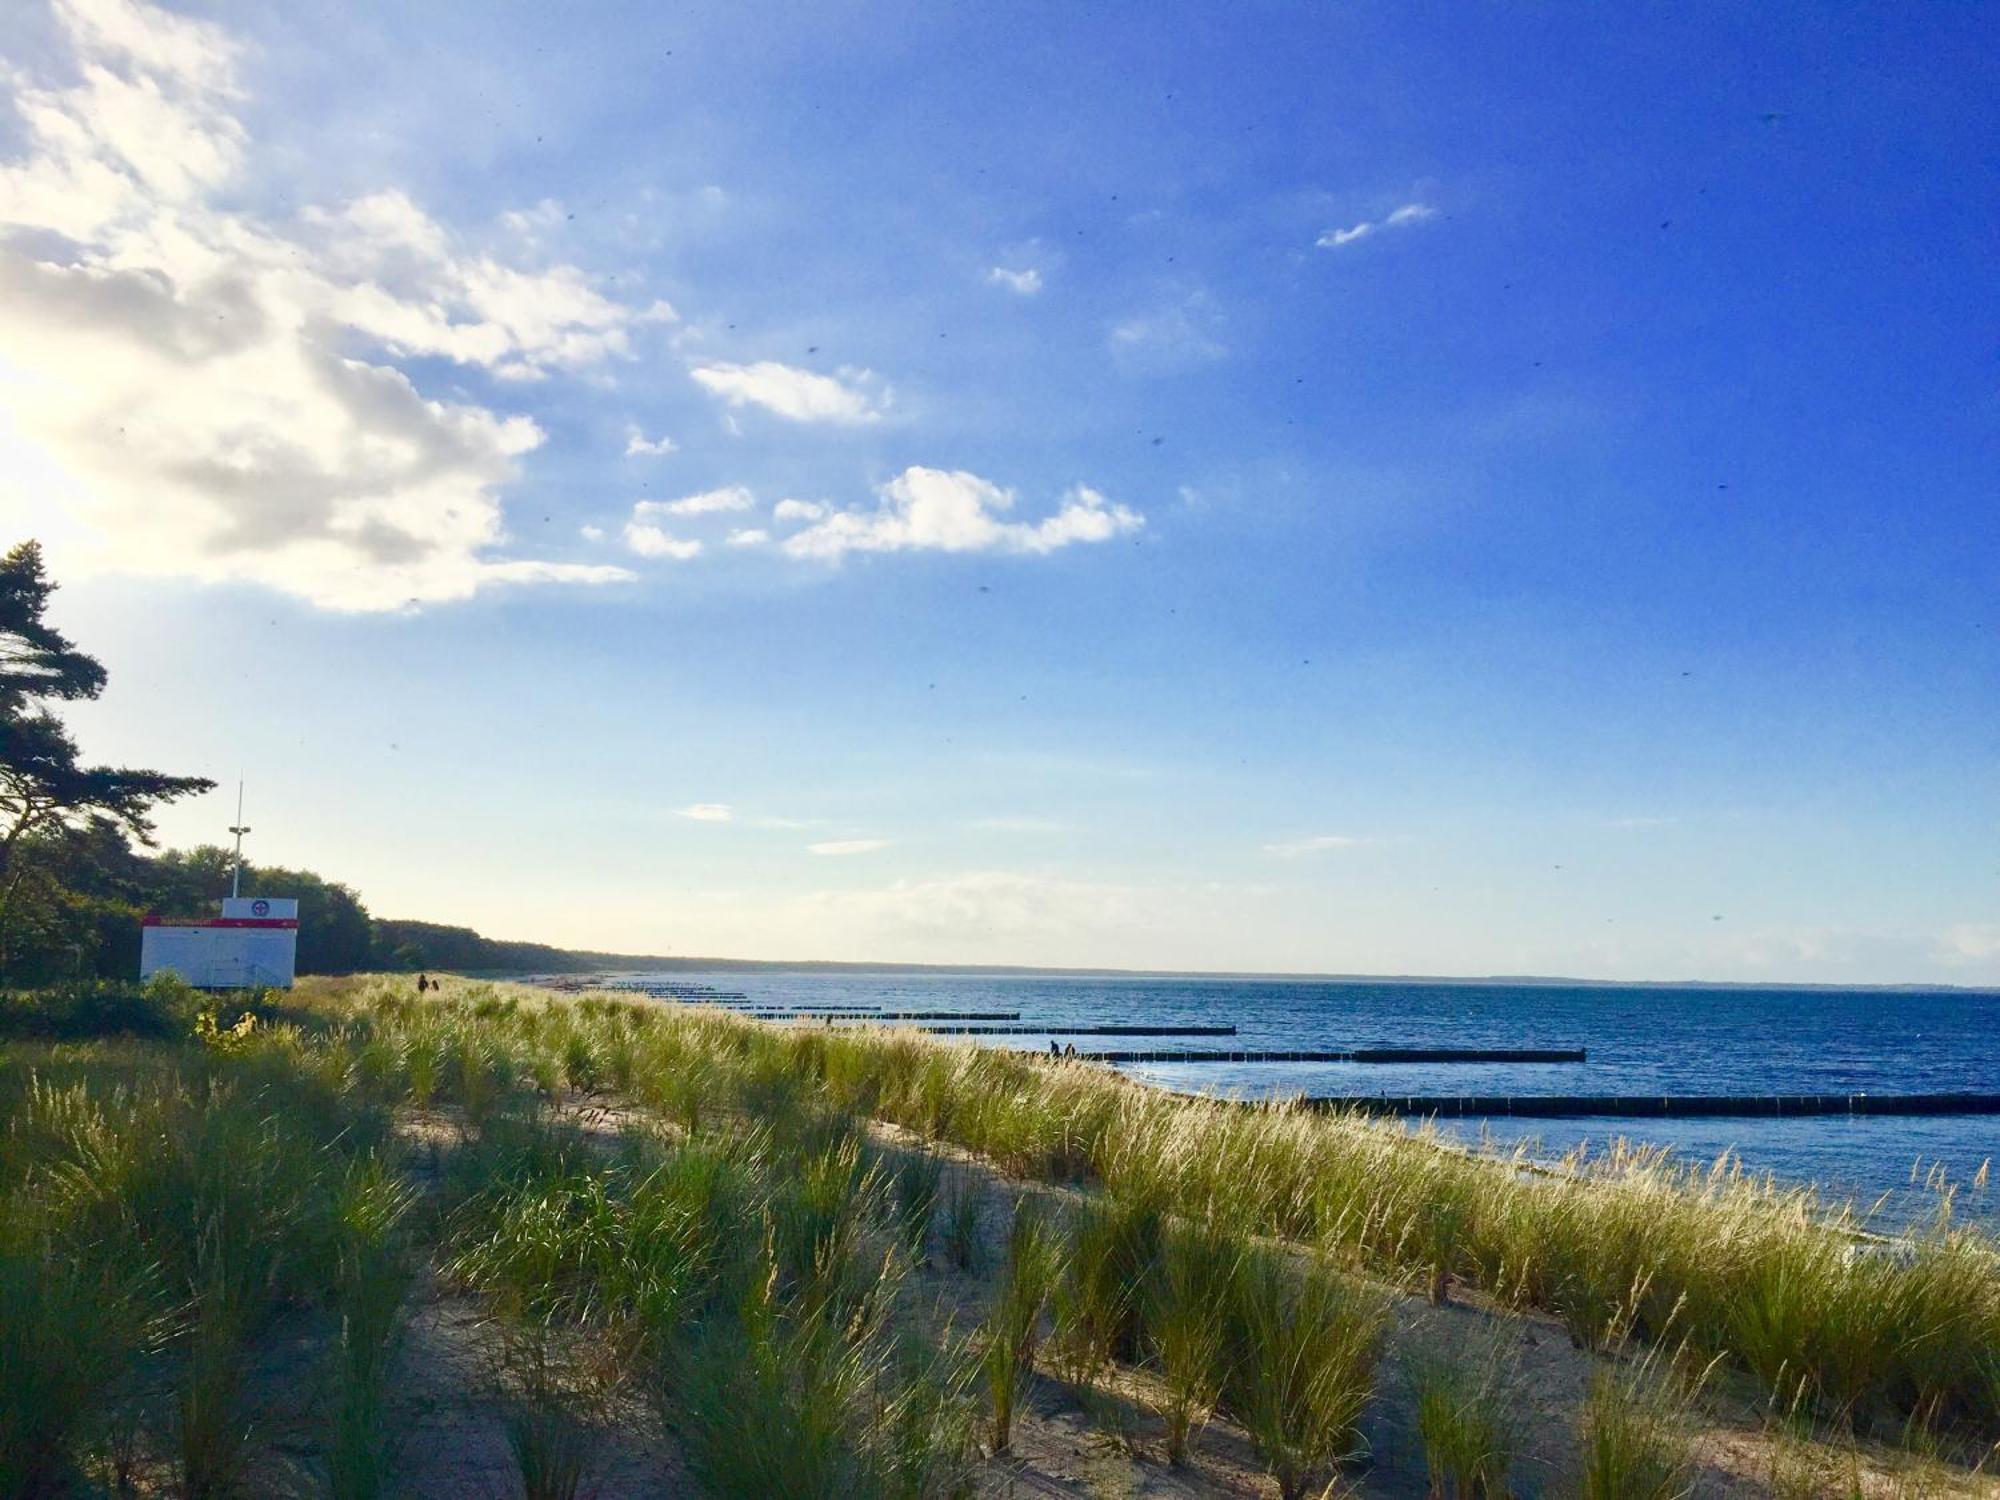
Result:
[0, 541, 214, 972]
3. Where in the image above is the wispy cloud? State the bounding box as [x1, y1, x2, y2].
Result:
[986, 266, 1043, 295]
[1316, 201, 1436, 250]
[690, 360, 886, 424]
[791, 870, 1146, 944]
[620, 489, 747, 557]
[782, 468, 1142, 561]
[676, 803, 734, 822]
[634, 486, 754, 518]
[773, 498, 828, 524]
[808, 838, 891, 856]
[1262, 834, 1367, 857]
[1938, 923, 2000, 963]
[625, 426, 677, 457]
[1108, 290, 1225, 371]
[726, 528, 769, 547]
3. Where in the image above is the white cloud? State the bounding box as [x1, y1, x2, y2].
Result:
[0, 0, 653, 609]
[56, 0, 243, 94]
[676, 803, 734, 822]
[772, 498, 827, 524]
[725, 528, 768, 547]
[622, 522, 702, 560]
[1104, 290, 1224, 372]
[578, 524, 605, 542]
[1108, 291, 1225, 370]
[302, 190, 651, 377]
[1317, 201, 1436, 250]
[986, 266, 1043, 295]
[782, 467, 1142, 561]
[634, 485, 754, 517]
[689, 360, 885, 424]
[625, 426, 676, 457]
[1262, 834, 1367, 857]
[808, 838, 891, 856]
[1939, 924, 2000, 963]
[499, 197, 567, 238]
[793, 870, 1145, 942]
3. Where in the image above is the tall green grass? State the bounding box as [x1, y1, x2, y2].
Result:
[1051, 1191, 1163, 1386]
[348, 980, 2000, 1442]
[1222, 1247, 1388, 1500]
[1408, 1333, 1518, 1499]
[434, 1069, 977, 1498]
[497, 1327, 600, 1500]
[983, 1197, 1058, 1451]
[522, 990, 2000, 1438]
[940, 1167, 982, 1272]
[888, 1148, 943, 1262]
[1147, 1220, 1238, 1467]
[664, 1197, 975, 1498]
[0, 1200, 158, 1498]
[1572, 1345, 1704, 1500]
[8, 970, 1996, 1495]
[326, 1156, 416, 1500]
[326, 976, 2000, 1440]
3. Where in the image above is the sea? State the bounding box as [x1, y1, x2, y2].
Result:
[600, 971, 2000, 1231]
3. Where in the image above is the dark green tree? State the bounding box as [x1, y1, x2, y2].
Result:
[149, 847, 378, 974]
[0, 541, 214, 973]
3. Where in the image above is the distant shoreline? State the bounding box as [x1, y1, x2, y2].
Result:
[494, 957, 2000, 995]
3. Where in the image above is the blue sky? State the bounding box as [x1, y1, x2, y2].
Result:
[3, 0, 1995, 980]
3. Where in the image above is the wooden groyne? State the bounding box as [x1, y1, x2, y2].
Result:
[609, 983, 751, 1001]
[913, 1023, 1241, 1037]
[763, 1010, 1027, 1023]
[1068, 1047, 1586, 1064]
[734, 1005, 884, 1014]
[1298, 1093, 2000, 1119]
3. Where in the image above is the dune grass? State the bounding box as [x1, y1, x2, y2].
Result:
[1408, 1331, 1519, 1498]
[587, 992, 2000, 1439]
[2, 971, 1996, 1496]
[1147, 1220, 1237, 1466]
[326, 1156, 416, 1500]
[1222, 1246, 1389, 1499]
[982, 1197, 1057, 1451]
[1573, 1346, 1704, 1500]
[0, 1200, 159, 1499]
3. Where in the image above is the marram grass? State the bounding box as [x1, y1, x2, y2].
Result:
[4, 969, 1998, 1496]
[555, 987, 2000, 1435]
[349, 977, 2000, 1437]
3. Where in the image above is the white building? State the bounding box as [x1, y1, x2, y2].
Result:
[139, 896, 299, 989]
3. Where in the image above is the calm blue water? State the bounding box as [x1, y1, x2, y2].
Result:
[607, 972, 2000, 1228]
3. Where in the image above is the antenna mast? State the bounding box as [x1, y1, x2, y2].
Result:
[228, 782, 251, 899]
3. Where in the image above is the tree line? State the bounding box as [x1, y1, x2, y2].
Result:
[0, 539, 613, 985]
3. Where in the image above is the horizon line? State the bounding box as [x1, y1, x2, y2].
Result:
[483, 947, 2000, 995]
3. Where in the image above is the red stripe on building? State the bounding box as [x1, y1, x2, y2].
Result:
[142, 916, 300, 929]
